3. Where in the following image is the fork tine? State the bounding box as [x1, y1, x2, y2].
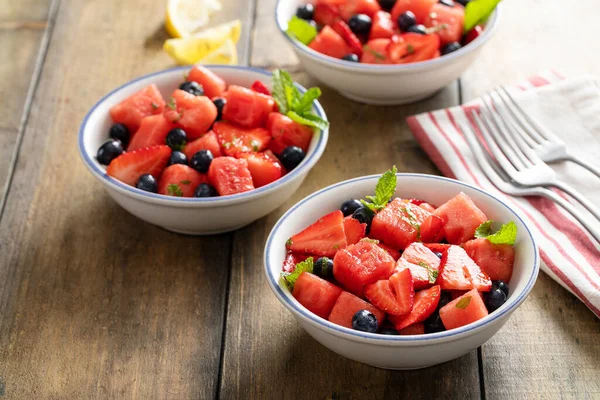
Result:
[493, 89, 539, 149]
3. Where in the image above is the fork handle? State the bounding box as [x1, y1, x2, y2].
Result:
[541, 187, 600, 243]
[563, 154, 600, 180]
[551, 180, 600, 222]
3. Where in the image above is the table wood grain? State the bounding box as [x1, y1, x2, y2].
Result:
[0, 0, 598, 399]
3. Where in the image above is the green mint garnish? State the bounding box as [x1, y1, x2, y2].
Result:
[271, 69, 329, 130]
[475, 220, 517, 246]
[418, 261, 438, 284]
[360, 166, 397, 212]
[363, 45, 386, 60]
[286, 238, 293, 247]
[151, 102, 159, 110]
[286, 16, 318, 45]
[464, 0, 501, 33]
[167, 184, 183, 197]
[407, 44, 415, 54]
[281, 257, 314, 290]
[180, 180, 191, 185]
[167, 98, 176, 110]
[455, 296, 472, 309]
[250, 139, 260, 152]
[360, 238, 380, 244]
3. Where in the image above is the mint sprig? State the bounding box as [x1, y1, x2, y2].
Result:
[464, 0, 501, 33]
[286, 16, 318, 45]
[455, 296, 472, 309]
[475, 220, 517, 246]
[281, 257, 314, 290]
[360, 166, 397, 212]
[271, 69, 329, 130]
[418, 261, 439, 284]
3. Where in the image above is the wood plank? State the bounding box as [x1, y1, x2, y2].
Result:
[0, 0, 51, 22]
[219, 72, 483, 398]
[0, 0, 255, 398]
[461, 0, 600, 398]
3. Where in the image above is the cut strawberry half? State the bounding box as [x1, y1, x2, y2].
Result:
[213, 121, 271, 157]
[313, 3, 342, 26]
[389, 268, 414, 315]
[365, 280, 405, 316]
[343, 216, 367, 245]
[251, 80, 271, 96]
[106, 145, 171, 187]
[158, 164, 208, 197]
[438, 245, 492, 292]
[396, 242, 441, 289]
[423, 243, 451, 254]
[282, 251, 312, 273]
[331, 20, 363, 57]
[388, 285, 441, 331]
[286, 210, 347, 257]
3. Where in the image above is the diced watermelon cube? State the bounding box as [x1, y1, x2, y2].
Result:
[235, 151, 283, 188]
[419, 202, 437, 213]
[267, 112, 314, 155]
[360, 39, 394, 64]
[207, 156, 255, 196]
[127, 113, 175, 151]
[463, 238, 515, 283]
[213, 121, 271, 157]
[309, 25, 352, 59]
[222, 85, 275, 128]
[343, 216, 367, 245]
[438, 245, 492, 292]
[292, 272, 343, 319]
[434, 192, 488, 245]
[286, 210, 347, 257]
[328, 291, 385, 328]
[388, 285, 440, 330]
[333, 241, 395, 297]
[313, 3, 342, 26]
[109, 84, 165, 133]
[377, 243, 401, 260]
[187, 65, 227, 99]
[166, 89, 218, 140]
[391, 0, 437, 25]
[370, 11, 395, 40]
[184, 131, 223, 159]
[158, 164, 208, 197]
[423, 3, 464, 45]
[395, 242, 441, 289]
[439, 288, 489, 330]
[340, 0, 381, 20]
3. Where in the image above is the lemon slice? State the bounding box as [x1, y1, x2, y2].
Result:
[165, 0, 223, 38]
[197, 38, 238, 65]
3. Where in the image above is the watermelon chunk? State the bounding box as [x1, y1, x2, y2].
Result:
[343, 216, 367, 245]
[309, 25, 352, 59]
[333, 241, 395, 297]
[439, 288, 489, 330]
[158, 164, 208, 197]
[434, 192, 488, 245]
[286, 210, 347, 257]
[339, 0, 381, 20]
[328, 291, 385, 329]
[391, 0, 437, 25]
[184, 131, 223, 159]
[423, 3, 464, 45]
[398, 323, 425, 335]
[438, 245, 492, 292]
[235, 151, 283, 188]
[370, 11, 395, 40]
[109, 84, 165, 133]
[388, 285, 441, 331]
[213, 121, 271, 157]
[267, 112, 314, 155]
[419, 202, 437, 213]
[377, 243, 401, 260]
[395, 242, 441, 289]
[165, 89, 218, 140]
[222, 85, 275, 128]
[187, 65, 227, 99]
[127, 113, 174, 151]
[463, 238, 515, 283]
[207, 156, 255, 196]
[292, 272, 343, 319]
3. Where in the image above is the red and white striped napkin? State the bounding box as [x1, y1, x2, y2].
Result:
[407, 71, 600, 318]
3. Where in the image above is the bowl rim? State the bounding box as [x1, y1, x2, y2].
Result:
[78, 65, 329, 207]
[264, 173, 540, 345]
[274, 0, 500, 73]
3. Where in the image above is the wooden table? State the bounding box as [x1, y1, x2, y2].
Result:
[1, 0, 599, 398]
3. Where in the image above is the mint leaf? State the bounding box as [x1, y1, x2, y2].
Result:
[464, 0, 501, 33]
[418, 261, 439, 284]
[271, 69, 295, 114]
[360, 238, 380, 244]
[281, 257, 314, 290]
[294, 87, 322, 115]
[167, 98, 176, 110]
[363, 45, 385, 60]
[167, 184, 183, 197]
[286, 16, 318, 45]
[360, 166, 397, 212]
[180, 180, 191, 185]
[474, 220, 517, 245]
[287, 111, 329, 130]
[455, 296, 472, 309]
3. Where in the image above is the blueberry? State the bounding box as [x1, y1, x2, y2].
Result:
[352, 310, 378, 333]
[340, 199, 363, 217]
[96, 140, 123, 165]
[485, 289, 507, 313]
[438, 291, 452, 309]
[439, 0, 454, 6]
[406, 24, 427, 35]
[491, 280, 509, 296]
[378, 0, 397, 11]
[456, 0, 470, 5]
[213, 98, 226, 121]
[166, 128, 187, 150]
[179, 81, 204, 96]
[434, 252, 443, 259]
[397, 11, 417, 31]
[296, 4, 314, 20]
[352, 207, 375, 233]
[109, 123, 130, 146]
[424, 312, 446, 333]
[342, 54, 360, 62]
[279, 146, 305, 171]
[348, 14, 372, 35]
[136, 174, 157, 193]
[194, 182, 219, 197]
[168, 151, 188, 166]
[379, 327, 399, 335]
[189, 150, 213, 173]
[441, 41, 462, 55]
[313, 257, 334, 280]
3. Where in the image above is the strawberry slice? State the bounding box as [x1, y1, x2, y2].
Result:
[235, 151, 283, 188]
[377, 243, 401, 260]
[184, 131, 223, 159]
[106, 145, 171, 186]
[438, 245, 492, 292]
[343, 216, 367, 245]
[251, 80, 271, 96]
[313, 3, 342, 26]
[369, 11, 395, 40]
[213, 121, 271, 157]
[423, 243, 451, 254]
[331, 20, 363, 57]
[389, 268, 414, 315]
[388, 285, 441, 331]
[282, 251, 312, 273]
[158, 164, 208, 197]
[365, 280, 405, 316]
[286, 210, 347, 257]
[398, 323, 425, 335]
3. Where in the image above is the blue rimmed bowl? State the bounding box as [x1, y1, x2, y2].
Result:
[275, 0, 500, 105]
[78, 65, 328, 235]
[264, 174, 538, 369]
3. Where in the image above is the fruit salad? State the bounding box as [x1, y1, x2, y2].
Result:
[96, 68, 328, 197]
[281, 167, 516, 335]
[286, 0, 499, 65]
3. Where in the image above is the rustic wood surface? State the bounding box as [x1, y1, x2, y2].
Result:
[0, 0, 598, 399]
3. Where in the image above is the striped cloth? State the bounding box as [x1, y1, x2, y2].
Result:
[407, 71, 600, 318]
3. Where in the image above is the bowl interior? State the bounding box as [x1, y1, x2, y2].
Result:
[265, 174, 539, 341]
[79, 65, 327, 203]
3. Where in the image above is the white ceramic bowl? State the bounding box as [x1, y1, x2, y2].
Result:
[264, 174, 539, 369]
[79, 65, 328, 235]
[275, 0, 500, 105]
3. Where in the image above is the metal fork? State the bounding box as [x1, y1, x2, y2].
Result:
[475, 95, 600, 222]
[494, 85, 600, 178]
[458, 117, 600, 243]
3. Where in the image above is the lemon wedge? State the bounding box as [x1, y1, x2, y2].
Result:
[165, 0, 223, 38]
[163, 20, 241, 65]
[197, 38, 237, 64]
